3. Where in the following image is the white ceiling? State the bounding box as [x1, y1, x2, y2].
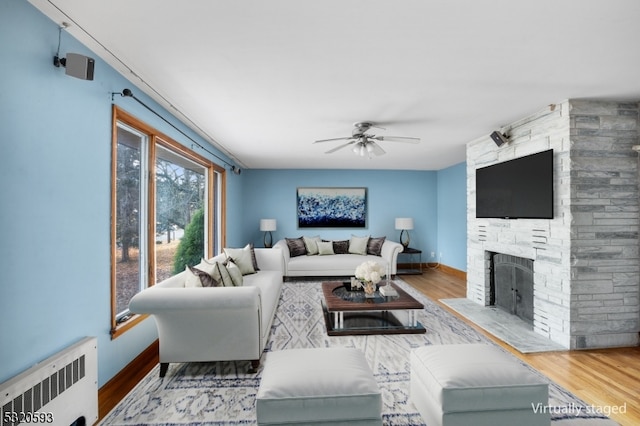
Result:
[30, 0, 640, 170]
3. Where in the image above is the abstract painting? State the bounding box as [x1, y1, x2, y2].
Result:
[297, 187, 367, 228]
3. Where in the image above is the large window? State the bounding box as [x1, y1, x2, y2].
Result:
[110, 107, 225, 338]
[155, 144, 207, 282]
[114, 123, 148, 319]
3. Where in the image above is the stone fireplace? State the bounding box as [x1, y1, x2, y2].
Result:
[467, 99, 640, 350]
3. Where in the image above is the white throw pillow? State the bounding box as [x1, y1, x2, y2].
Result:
[225, 259, 244, 286]
[213, 261, 235, 287]
[349, 235, 370, 255]
[317, 241, 335, 255]
[224, 244, 257, 275]
[197, 258, 218, 276]
[201, 257, 235, 287]
[184, 265, 202, 287]
[184, 265, 218, 287]
[303, 235, 322, 255]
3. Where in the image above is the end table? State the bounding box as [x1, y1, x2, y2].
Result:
[397, 247, 422, 275]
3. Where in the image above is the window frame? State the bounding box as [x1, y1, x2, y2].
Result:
[110, 106, 226, 338]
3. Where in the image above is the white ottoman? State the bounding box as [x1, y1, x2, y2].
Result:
[410, 344, 550, 426]
[256, 348, 382, 425]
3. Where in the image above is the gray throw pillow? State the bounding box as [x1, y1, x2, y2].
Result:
[248, 243, 260, 271]
[367, 236, 386, 256]
[286, 237, 307, 257]
[331, 240, 350, 254]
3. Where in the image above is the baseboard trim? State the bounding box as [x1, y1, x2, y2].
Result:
[98, 339, 159, 422]
[421, 263, 467, 280]
[397, 262, 467, 280]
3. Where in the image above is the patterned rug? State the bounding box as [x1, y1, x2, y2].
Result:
[100, 279, 611, 425]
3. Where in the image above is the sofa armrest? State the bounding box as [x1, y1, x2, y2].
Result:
[129, 286, 260, 313]
[255, 247, 284, 274]
[129, 286, 265, 363]
[381, 240, 404, 275]
[273, 240, 290, 275]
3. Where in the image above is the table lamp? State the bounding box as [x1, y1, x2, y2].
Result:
[260, 219, 277, 248]
[395, 217, 414, 248]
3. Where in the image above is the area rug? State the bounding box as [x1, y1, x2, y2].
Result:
[100, 279, 611, 425]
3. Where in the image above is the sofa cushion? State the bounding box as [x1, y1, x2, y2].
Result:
[331, 239, 349, 254]
[288, 253, 388, 274]
[303, 235, 321, 255]
[286, 237, 307, 257]
[224, 244, 257, 275]
[367, 236, 386, 256]
[317, 241, 335, 255]
[349, 235, 370, 255]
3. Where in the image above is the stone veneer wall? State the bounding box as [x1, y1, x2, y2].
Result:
[467, 99, 640, 349]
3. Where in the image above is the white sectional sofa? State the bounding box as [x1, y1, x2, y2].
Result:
[129, 247, 283, 376]
[274, 236, 403, 277]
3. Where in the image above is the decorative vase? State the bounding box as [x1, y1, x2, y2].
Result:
[363, 281, 376, 297]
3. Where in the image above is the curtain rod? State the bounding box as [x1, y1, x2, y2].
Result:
[112, 88, 241, 174]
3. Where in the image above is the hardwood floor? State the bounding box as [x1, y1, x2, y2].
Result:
[402, 268, 640, 426]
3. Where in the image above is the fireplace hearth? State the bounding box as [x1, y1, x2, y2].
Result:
[490, 253, 534, 325]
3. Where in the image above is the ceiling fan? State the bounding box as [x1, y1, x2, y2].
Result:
[314, 121, 420, 158]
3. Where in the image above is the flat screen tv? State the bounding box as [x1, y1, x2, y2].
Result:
[475, 149, 554, 219]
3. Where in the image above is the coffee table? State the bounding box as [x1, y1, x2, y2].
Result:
[321, 281, 426, 336]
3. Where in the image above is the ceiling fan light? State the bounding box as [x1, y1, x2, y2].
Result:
[317, 122, 419, 158]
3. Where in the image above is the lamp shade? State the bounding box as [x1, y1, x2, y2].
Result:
[260, 219, 277, 232]
[395, 217, 414, 230]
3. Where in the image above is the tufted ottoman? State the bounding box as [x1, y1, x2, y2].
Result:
[410, 344, 550, 426]
[256, 348, 382, 425]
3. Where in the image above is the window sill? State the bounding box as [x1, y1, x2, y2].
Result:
[111, 314, 148, 340]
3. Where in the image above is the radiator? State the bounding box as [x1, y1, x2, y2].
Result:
[1, 337, 98, 426]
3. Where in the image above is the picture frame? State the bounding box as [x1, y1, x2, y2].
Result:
[297, 187, 367, 228]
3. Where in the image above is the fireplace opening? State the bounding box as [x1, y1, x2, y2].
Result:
[489, 253, 534, 325]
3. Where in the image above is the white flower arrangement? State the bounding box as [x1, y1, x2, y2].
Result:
[354, 261, 386, 285]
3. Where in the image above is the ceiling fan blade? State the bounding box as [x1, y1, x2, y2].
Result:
[369, 141, 386, 156]
[374, 136, 420, 143]
[314, 136, 353, 144]
[325, 141, 355, 154]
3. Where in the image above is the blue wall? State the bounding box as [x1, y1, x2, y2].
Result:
[436, 162, 467, 270]
[1, 0, 467, 389]
[241, 169, 439, 258]
[0, 0, 241, 386]
[240, 166, 467, 270]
